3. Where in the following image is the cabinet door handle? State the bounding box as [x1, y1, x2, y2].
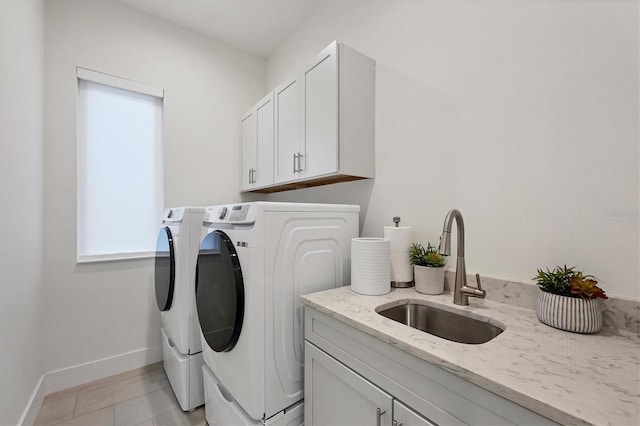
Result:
[293, 153, 298, 173]
[297, 152, 304, 172]
[251, 168, 256, 184]
[376, 408, 386, 426]
[248, 168, 252, 184]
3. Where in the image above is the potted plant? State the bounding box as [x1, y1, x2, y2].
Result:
[409, 242, 447, 294]
[534, 265, 607, 334]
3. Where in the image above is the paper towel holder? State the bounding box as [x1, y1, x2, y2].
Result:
[392, 278, 414, 288]
[392, 280, 414, 288]
[389, 216, 415, 288]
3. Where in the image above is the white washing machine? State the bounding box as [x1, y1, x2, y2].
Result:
[195, 202, 359, 425]
[154, 206, 205, 411]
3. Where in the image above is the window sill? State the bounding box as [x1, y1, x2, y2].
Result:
[77, 251, 155, 263]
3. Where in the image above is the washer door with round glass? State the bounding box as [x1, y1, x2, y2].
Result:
[196, 230, 245, 353]
[155, 226, 175, 312]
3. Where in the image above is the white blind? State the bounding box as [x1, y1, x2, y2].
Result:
[77, 69, 164, 262]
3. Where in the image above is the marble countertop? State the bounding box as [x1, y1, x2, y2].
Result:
[301, 287, 640, 426]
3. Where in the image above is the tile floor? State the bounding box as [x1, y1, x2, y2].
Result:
[34, 363, 206, 426]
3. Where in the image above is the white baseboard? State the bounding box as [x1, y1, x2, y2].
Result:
[44, 345, 162, 394]
[17, 374, 46, 426]
[18, 345, 162, 426]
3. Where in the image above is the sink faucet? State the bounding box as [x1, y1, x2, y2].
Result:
[438, 209, 486, 306]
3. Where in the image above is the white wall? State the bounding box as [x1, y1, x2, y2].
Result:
[0, 0, 45, 423]
[43, 0, 265, 373]
[263, 0, 640, 299]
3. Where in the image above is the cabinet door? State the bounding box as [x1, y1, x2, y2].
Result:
[303, 41, 338, 179]
[240, 110, 256, 190]
[393, 400, 436, 426]
[254, 94, 274, 188]
[305, 342, 393, 426]
[274, 78, 302, 184]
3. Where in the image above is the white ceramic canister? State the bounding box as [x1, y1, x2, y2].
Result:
[351, 237, 391, 295]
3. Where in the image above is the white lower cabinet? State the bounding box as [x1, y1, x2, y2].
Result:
[304, 307, 559, 426]
[305, 342, 432, 426]
[393, 400, 435, 426]
[305, 342, 391, 426]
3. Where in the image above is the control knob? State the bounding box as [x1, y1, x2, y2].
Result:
[218, 207, 228, 220]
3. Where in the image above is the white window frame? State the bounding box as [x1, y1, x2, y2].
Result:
[76, 67, 164, 263]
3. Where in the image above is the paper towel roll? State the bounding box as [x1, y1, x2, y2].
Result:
[351, 238, 390, 295]
[383, 226, 413, 286]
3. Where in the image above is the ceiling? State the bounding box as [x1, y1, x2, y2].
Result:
[117, 0, 320, 58]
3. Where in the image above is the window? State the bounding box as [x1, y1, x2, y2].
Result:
[77, 67, 164, 262]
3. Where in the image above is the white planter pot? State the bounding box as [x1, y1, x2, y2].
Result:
[536, 290, 602, 334]
[414, 265, 445, 295]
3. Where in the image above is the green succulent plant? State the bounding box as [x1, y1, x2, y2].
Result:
[533, 265, 607, 300]
[408, 242, 446, 268]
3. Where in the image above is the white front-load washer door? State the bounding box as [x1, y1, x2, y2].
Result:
[156, 225, 191, 355]
[196, 229, 266, 421]
[155, 226, 176, 312]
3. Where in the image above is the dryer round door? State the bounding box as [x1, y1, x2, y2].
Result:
[155, 226, 175, 311]
[196, 230, 244, 352]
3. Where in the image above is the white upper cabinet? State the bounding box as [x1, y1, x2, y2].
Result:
[274, 78, 302, 184]
[243, 40, 375, 193]
[255, 94, 274, 188]
[302, 42, 338, 179]
[240, 93, 274, 191]
[240, 109, 256, 189]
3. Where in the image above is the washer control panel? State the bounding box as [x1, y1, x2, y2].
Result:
[204, 204, 255, 225]
[229, 205, 250, 222]
[162, 207, 184, 223]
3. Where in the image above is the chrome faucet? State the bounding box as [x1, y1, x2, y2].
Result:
[438, 209, 486, 306]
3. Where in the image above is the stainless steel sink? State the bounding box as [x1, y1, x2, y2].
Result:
[376, 301, 504, 344]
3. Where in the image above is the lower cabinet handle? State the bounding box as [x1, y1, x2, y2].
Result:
[376, 408, 386, 426]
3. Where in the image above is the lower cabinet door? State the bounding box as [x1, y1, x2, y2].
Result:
[305, 342, 393, 426]
[393, 400, 436, 426]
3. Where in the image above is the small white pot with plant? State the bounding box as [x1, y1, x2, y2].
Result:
[534, 265, 607, 334]
[409, 242, 447, 295]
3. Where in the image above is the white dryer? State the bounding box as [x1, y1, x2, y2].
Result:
[195, 202, 359, 425]
[154, 206, 205, 411]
